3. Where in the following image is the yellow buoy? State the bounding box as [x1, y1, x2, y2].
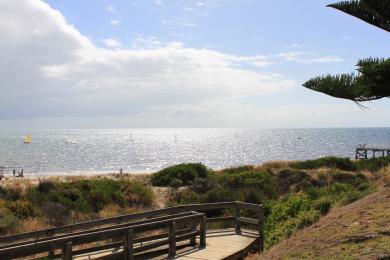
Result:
[24, 134, 31, 144]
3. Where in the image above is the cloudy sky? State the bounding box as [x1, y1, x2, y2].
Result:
[1, 0, 389, 129]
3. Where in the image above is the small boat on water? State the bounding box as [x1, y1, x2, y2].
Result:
[64, 138, 78, 144]
[24, 134, 31, 144]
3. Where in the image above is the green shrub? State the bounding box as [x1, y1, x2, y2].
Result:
[293, 157, 356, 171]
[4, 187, 23, 201]
[277, 169, 314, 194]
[171, 189, 200, 205]
[355, 156, 390, 172]
[27, 178, 153, 214]
[190, 177, 212, 193]
[37, 181, 55, 193]
[0, 208, 18, 234]
[220, 165, 255, 174]
[6, 200, 36, 219]
[330, 171, 367, 186]
[41, 202, 69, 226]
[313, 197, 332, 215]
[121, 181, 154, 206]
[151, 163, 209, 186]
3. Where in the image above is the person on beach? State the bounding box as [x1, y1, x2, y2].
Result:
[20, 169, 24, 178]
[13, 169, 16, 177]
[119, 168, 123, 174]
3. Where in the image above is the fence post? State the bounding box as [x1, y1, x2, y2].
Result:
[258, 206, 264, 252]
[190, 222, 196, 246]
[129, 229, 134, 260]
[123, 229, 134, 260]
[169, 221, 177, 257]
[48, 244, 55, 259]
[62, 241, 72, 260]
[200, 215, 206, 248]
[235, 202, 241, 235]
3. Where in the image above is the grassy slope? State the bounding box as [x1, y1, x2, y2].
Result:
[255, 188, 390, 260]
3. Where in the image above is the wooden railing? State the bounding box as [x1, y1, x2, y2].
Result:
[0, 201, 263, 259]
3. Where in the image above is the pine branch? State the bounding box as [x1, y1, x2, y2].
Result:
[328, 0, 390, 32]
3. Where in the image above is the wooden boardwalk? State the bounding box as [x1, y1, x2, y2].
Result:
[0, 202, 264, 260]
[74, 230, 258, 260]
[174, 230, 258, 260]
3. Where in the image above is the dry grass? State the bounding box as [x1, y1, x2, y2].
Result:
[379, 166, 390, 187]
[256, 161, 296, 171]
[14, 217, 51, 234]
[252, 188, 390, 260]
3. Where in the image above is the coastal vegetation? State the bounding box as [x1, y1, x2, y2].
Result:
[0, 156, 389, 258]
[0, 177, 153, 234]
[151, 157, 389, 248]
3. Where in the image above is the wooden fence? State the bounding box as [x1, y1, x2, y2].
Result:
[0, 201, 263, 259]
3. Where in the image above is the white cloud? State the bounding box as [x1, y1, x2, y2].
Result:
[103, 38, 122, 47]
[278, 52, 343, 63]
[0, 0, 296, 124]
[110, 19, 119, 25]
[153, 0, 164, 5]
[106, 5, 116, 12]
[131, 36, 163, 49]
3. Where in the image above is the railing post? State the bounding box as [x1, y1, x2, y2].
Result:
[169, 221, 177, 257]
[235, 202, 241, 235]
[129, 229, 134, 260]
[48, 244, 55, 259]
[190, 222, 196, 246]
[258, 206, 264, 252]
[123, 229, 134, 260]
[62, 241, 72, 260]
[200, 215, 206, 248]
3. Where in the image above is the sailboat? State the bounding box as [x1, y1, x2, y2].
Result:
[24, 134, 31, 144]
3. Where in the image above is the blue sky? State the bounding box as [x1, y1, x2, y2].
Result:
[0, 0, 389, 128]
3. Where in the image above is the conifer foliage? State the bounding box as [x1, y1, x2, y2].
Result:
[303, 1, 390, 103]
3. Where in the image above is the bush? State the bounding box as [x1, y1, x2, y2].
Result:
[6, 200, 36, 219]
[121, 181, 154, 206]
[41, 202, 69, 226]
[355, 156, 390, 172]
[221, 165, 255, 174]
[277, 169, 313, 194]
[190, 177, 211, 193]
[151, 163, 209, 186]
[313, 198, 332, 215]
[0, 208, 18, 234]
[4, 186, 23, 201]
[293, 157, 356, 171]
[37, 181, 55, 193]
[27, 178, 154, 214]
[330, 171, 367, 186]
[171, 189, 200, 205]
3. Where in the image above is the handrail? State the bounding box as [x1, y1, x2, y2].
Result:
[0, 201, 264, 259]
[0, 212, 206, 259]
[0, 201, 236, 245]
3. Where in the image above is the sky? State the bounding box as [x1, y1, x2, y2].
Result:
[0, 0, 389, 129]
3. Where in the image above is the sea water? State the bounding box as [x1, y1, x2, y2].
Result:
[0, 128, 389, 175]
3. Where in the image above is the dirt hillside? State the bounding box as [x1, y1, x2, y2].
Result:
[255, 188, 390, 260]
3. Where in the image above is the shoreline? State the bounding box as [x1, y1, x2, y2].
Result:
[0, 170, 154, 181]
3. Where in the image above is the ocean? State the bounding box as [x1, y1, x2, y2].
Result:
[0, 128, 389, 176]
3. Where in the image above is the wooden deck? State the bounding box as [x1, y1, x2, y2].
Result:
[74, 230, 258, 260]
[174, 230, 258, 260]
[0, 202, 263, 260]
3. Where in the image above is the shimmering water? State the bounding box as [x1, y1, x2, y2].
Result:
[0, 128, 389, 175]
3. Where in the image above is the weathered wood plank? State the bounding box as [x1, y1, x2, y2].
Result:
[237, 217, 259, 225]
